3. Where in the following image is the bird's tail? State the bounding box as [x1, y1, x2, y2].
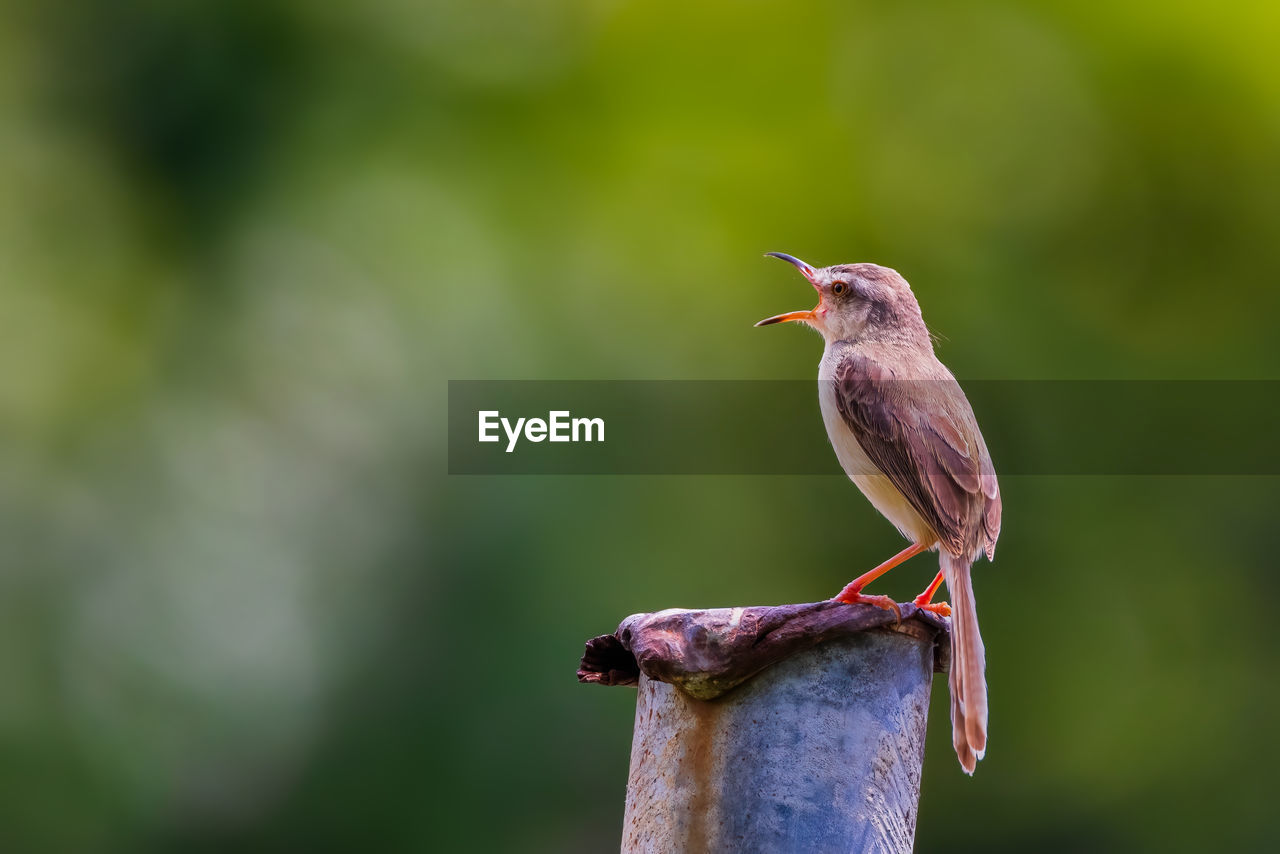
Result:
[941, 551, 987, 775]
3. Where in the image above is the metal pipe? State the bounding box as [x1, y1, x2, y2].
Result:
[603, 610, 942, 853]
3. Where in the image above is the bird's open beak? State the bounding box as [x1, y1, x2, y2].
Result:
[764, 252, 818, 283]
[755, 309, 815, 327]
[756, 252, 820, 327]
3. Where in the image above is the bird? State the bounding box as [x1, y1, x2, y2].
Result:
[755, 252, 1001, 774]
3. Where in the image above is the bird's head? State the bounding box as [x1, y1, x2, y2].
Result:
[755, 253, 929, 346]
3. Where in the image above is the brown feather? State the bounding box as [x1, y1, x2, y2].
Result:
[831, 353, 999, 560]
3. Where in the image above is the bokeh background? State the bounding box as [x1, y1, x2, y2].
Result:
[4, 0, 1279, 850]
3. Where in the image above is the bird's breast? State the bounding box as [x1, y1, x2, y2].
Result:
[817, 353, 937, 546]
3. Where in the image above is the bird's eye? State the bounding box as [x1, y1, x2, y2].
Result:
[832, 281, 848, 296]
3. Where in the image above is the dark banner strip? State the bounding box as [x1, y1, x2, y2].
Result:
[447, 380, 1280, 475]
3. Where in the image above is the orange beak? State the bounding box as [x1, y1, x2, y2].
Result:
[755, 309, 815, 327]
[756, 251, 821, 327]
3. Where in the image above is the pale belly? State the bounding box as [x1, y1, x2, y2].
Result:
[817, 355, 938, 547]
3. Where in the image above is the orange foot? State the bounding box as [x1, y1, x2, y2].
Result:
[832, 583, 902, 620]
[912, 569, 950, 616]
[912, 596, 951, 617]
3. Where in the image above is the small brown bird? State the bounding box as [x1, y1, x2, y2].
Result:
[756, 253, 1001, 774]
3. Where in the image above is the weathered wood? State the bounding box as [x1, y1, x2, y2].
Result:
[577, 601, 949, 698]
[578, 602, 951, 854]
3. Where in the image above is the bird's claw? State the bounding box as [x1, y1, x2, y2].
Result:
[912, 598, 952, 617]
[832, 590, 903, 622]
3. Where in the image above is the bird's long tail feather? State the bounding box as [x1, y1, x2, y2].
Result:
[941, 551, 987, 775]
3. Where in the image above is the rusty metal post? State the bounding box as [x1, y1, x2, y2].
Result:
[578, 603, 947, 854]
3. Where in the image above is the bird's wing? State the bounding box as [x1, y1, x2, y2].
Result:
[832, 352, 1000, 558]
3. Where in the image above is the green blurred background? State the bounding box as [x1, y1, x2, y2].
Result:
[3, 0, 1279, 850]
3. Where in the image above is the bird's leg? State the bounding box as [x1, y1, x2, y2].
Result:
[832, 542, 928, 616]
[912, 570, 952, 617]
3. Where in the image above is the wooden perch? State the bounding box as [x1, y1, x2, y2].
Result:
[578, 600, 950, 698]
[578, 601, 952, 854]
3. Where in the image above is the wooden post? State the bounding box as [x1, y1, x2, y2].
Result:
[579, 602, 949, 854]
